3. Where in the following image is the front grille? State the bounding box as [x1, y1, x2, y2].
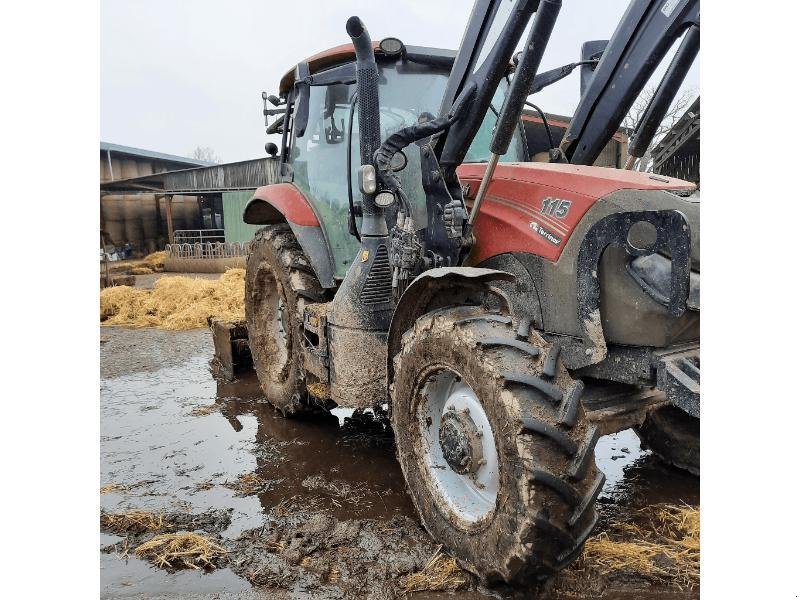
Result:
[360, 244, 392, 305]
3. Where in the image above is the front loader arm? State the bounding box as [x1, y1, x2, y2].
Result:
[560, 0, 699, 166]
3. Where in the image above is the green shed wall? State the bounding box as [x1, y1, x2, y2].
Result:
[223, 191, 261, 244]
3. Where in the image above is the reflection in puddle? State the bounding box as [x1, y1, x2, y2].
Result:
[101, 353, 413, 596]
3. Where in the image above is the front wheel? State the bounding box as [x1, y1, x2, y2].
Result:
[391, 307, 604, 584]
[245, 224, 326, 416]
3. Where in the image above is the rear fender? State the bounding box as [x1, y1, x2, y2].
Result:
[386, 267, 515, 382]
[243, 183, 336, 288]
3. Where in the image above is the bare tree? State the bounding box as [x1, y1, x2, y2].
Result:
[623, 87, 697, 172]
[190, 146, 222, 164]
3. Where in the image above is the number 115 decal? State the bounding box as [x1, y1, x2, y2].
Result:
[540, 197, 572, 219]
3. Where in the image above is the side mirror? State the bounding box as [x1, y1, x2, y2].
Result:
[293, 62, 311, 138]
[579, 40, 608, 96]
[265, 142, 279, 157]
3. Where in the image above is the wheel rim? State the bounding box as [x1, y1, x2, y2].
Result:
[417, 368, 500, 524]
[253, 265, 290, 379]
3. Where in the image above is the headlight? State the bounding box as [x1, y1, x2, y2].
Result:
[627, 253, 699, 311]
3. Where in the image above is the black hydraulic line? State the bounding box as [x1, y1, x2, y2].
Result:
[528, 59, 598, 95]
[626, 23, 700, 165]
[374, 113, 457, 216]
[525, 101, 555, 149]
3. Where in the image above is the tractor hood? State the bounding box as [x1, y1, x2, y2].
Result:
[456, 161, 698, 266]
[456, 161, 696, 199]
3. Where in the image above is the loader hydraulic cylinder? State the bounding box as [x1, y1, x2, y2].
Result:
[469, 0, 561, 225]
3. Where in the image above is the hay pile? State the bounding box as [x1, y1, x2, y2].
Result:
[100, 510, 165, 535]
[582, 504, 699, 587]
[140, 251, 167, 271]
[135, 532, 226, 570]
[100, 268, 245, 330]
[402, 547, 469, 593]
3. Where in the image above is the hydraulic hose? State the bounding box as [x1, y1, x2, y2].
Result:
[374, 113, 456, 216]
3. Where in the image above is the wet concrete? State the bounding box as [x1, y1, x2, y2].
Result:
[100, 327, 699, 598]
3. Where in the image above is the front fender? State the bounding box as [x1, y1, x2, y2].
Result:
[243, 183, 336, 288]
[386, 267, 515, 382]
[243, 183, 321, 226]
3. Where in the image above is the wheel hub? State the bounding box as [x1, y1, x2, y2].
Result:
[418, 370, 500, 523]
[439, 409, 484, 475]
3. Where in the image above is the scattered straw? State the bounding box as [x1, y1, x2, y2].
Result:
[582, 504, 699, 587]
[190, 404, 220, 417]
[101, 510, 165, 535]
[100, 483, 128, 494]
[135, 532, 226, 570]
[194, 480, 215, 492]
[140, 251, 167, 271]
[301, 475, 370, 507]
[100, 268, 244, 330]
[224, 473, 271, 496]
[402, 546, 468, 593]
[131, 266, 154, 275]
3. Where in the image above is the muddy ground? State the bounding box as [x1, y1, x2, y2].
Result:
[100, 325, 699, 599]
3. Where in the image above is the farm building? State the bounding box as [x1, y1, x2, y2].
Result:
[652, 97, 700, 187]
[521, 109, 629, 167]
[100, 142, 213, 255]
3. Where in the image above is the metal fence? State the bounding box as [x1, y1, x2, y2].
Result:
[165, 241, 251, 259]
[173, 229, 225, 244]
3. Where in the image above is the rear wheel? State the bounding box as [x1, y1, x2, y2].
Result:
[635, 406, 699, 475]
[391, 307, 604, 583]
[245, 224, 325, 416]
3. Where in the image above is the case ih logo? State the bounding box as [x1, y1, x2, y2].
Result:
[529, 221, 562, 246]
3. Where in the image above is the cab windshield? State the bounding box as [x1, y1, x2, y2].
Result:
[291, 60, 525, 278]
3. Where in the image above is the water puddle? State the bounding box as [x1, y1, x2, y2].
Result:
[100, 328, 698, 597]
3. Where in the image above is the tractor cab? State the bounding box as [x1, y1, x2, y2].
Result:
[263, 42, 527, 280]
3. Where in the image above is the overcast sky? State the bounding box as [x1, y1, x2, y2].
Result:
[101, 0, 699, 163]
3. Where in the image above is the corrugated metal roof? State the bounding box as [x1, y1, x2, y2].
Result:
[100, 141, 215, 167]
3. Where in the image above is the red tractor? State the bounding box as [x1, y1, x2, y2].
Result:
[240, 0, 699, 584]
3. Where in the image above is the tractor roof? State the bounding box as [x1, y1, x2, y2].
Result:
[278, 44, 457, 94]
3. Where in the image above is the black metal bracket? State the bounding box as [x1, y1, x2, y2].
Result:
[653, 345, 699, 417]
[575, 209, 691, 365]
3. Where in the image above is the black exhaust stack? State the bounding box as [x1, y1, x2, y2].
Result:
[327, 17, 394, 408]
[345, 17, 387, 237]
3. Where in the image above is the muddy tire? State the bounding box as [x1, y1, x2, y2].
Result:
[245, 224, 325, 416]
[390, 307, 604, 584]
[635, 406, 699, 475]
